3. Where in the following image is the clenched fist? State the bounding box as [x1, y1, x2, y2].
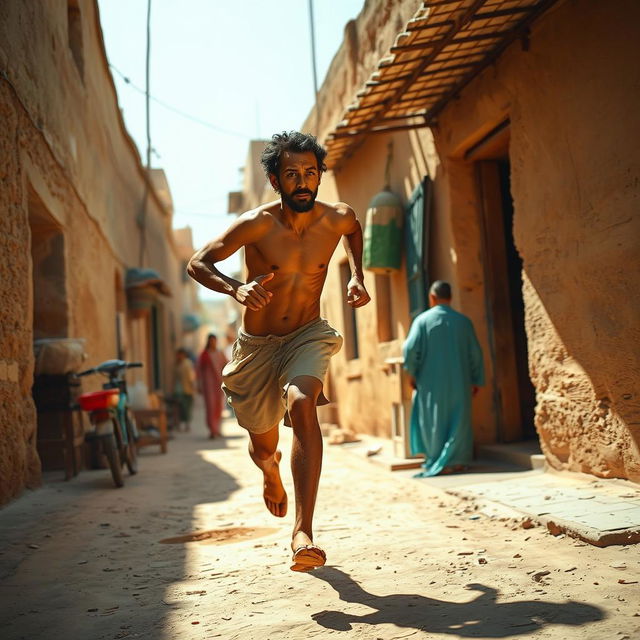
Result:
[346, 276, 370, 308]
[235, 273, 274, 311]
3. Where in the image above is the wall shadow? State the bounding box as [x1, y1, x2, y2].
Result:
[310, 567, 604, 637]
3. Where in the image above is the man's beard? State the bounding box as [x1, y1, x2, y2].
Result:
[280, 187, 318, 213]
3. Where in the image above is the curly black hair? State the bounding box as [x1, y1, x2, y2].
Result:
[260, 131, 327, 178]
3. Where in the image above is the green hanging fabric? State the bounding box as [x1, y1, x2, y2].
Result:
[363, 189, 403, 273]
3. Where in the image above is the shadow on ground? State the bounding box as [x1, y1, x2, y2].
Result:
[0, 418, 244, 640]
[310, 567, 605, 637]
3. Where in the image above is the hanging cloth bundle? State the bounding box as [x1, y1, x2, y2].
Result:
[363, 141, 403, 273]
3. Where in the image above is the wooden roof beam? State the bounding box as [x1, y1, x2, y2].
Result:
[426, 0, 560, 122]
[391, 30, 506, 54]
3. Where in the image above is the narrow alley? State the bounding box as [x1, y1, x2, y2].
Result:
[2, 2, 639, 638]
[0, 401, 637, 640]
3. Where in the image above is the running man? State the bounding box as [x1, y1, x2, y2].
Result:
[187, 131, 370, 571]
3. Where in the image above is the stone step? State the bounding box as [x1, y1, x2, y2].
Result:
[477, 440, 546, 470]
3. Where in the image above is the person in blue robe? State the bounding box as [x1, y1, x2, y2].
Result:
[403, 280, 484, 477]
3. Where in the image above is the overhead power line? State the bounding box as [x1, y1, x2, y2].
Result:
[109, 63, 250, 139]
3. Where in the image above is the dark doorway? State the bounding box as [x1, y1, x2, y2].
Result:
[29, 188, 68, 339]
[496, 160, 536, 439]
[470, 124, 536, 442]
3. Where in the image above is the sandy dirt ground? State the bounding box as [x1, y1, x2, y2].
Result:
[1, 401, 638, 640]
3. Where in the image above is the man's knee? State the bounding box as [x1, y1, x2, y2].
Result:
[287, 382, 319, 423]
[250, 440, 273, 460]
[248, 426, 278, 460]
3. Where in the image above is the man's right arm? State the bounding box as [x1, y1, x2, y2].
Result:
[187, 212, 273, 311]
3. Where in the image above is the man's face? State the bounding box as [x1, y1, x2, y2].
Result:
[271, 151, 321, 213]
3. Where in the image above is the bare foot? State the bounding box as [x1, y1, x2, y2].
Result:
[291, 530, 313, 553]
[262, 450, 287, 518]
[291, 531, 326, 572]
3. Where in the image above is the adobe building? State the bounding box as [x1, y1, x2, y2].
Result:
[295, 0, 639, 481]
[0, 0, 196, 503]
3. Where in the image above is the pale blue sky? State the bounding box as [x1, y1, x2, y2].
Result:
[97, 0, 364, 296]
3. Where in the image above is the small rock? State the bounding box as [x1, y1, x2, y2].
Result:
[477, 557, 488, 565]
[618, 580, 638, 585]
[521, 519, 534, 529]
[532, 570, 551, 583]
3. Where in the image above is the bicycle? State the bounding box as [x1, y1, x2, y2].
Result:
[77, 359, 143, 487]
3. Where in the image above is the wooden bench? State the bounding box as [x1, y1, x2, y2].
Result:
[132, 392, 168, 454]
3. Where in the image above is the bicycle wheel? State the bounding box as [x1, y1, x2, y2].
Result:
[124, 410, 138, 475]
[102, 433, 124, 488]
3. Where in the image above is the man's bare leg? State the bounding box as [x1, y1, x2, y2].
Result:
[248, 425, 287, 518]
[287, 376, 326, 568]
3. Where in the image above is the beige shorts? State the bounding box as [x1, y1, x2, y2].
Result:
[221, 318, 343, 434]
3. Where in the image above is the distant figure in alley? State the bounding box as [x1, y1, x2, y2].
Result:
[188, 131, 370, 571]
[196, 334, 228, 438]
[174, 348, 196, 432]
[403, 281, 484, 477]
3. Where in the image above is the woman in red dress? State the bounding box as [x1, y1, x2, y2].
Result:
[196, 334, 228, 438]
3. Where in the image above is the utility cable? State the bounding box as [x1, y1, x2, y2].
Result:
[109, 63, 250, 139]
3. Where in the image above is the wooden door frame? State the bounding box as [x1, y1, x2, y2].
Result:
[476, 160, 523, 442]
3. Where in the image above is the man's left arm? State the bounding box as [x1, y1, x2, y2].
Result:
[340, 205, 371, 308]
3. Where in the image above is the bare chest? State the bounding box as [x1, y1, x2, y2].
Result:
[247, 224, 340, 275]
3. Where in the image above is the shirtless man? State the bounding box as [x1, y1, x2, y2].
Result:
[187, 131, 370, 572]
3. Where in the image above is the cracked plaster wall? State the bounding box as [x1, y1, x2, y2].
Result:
[0, 1, 184, 504]
[435, 0, 640, 480]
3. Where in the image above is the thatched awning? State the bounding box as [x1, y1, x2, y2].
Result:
[125, 268, 171, 296]
[325, 0, 559, 170]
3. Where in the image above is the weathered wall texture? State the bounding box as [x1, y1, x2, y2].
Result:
[0, 83, 40, 501]
[434, 0, 640, 479]
[0, 0, 189, 504]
